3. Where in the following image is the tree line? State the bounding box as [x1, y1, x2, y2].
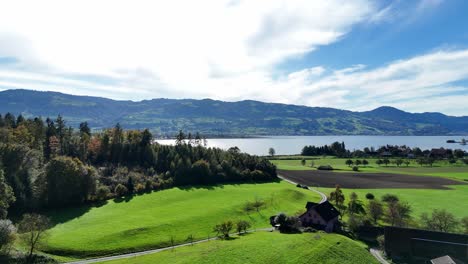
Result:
[301, 142, 467, 161]
[328, 185, 468, 235]
[0, 113, 277, 217]
[301, 142, 347, 157]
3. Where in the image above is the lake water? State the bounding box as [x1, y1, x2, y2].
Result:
[156, 136, 468, 156]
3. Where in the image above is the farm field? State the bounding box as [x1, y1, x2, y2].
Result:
[278, 170, 465, 189]
[38, 181, 320, 259]
[319, 185, 468, 218]
[96, 231, 378, 264]
[275, 156, 468, 218]
[271, 157, 468, 181]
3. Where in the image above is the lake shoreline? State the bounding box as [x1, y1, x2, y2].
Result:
[156, 135, 468, 156]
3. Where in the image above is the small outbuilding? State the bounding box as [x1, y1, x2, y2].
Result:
[430, 255, 458, 264]
[299, 201, 340, 232]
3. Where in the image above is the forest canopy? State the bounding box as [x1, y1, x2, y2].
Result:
[0, 113, 277, 216]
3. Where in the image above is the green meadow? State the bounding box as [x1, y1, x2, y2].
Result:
[38, 181, 320, 259]
[273, 156, 468, 219]
[97, 231, 378, 264]
[320, 185, 468, 218]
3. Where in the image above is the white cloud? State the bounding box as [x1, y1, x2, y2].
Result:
[0, 0, 466, 116]
[290, 49, 468, 115]
[0, 0, 376, 98]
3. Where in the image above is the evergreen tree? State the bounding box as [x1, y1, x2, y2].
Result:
[4, 113, 15, 128]
[0, 169, 15, 219]
[79, 122, 91, 137]
[127, 177, 135, 194]
[56, 115, 66, 154]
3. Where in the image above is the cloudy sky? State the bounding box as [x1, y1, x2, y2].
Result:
[1, 0, 468, 115]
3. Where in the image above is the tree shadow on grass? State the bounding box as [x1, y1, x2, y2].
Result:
[220, 236, 240, 241]
[176, 184, 219, 191]
[45, 200, 108, 227]
[113, 194, 134, 203]
[175, 178, 283, 192]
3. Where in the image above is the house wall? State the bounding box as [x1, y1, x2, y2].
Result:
[325, 217, 338, 232]
[300, 209, 326, 226]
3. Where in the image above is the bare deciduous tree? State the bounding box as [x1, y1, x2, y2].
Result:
[18, 214, 51, 260]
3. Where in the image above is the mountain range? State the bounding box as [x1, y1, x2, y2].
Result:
[1, 89, 467, 136]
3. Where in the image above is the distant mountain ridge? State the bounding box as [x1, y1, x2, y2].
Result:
[1, 89, 467, 136]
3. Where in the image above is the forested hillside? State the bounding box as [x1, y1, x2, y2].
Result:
[1, 89, 467, 136]
[0, 113, 276, 217]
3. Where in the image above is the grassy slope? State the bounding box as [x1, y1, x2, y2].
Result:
[321, 185, 468, 218]
[41, 181, 320, 258]
[98, 232, 378, 264]
[272, 157, 468, 181]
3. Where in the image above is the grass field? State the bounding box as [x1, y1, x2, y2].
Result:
[271, 157, 468, 181]
[97, 231, 378, 264]
[274, 156, 468, 219]
[320, 185, 468, 218]
[39, 181, 320, 259]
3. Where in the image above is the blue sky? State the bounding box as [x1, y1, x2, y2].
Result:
[1, 0, 468, 115]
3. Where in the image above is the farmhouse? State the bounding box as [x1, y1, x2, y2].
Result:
[299, 201, 340, 232]
[430, 148, 449, 158]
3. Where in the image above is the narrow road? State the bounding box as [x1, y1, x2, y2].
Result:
[65, 228, 273, 264]
[280, 174, 389, 264]
[65, 176, 326, 264]
[370, 248, 391, 264]
[277, 174, 327, 203]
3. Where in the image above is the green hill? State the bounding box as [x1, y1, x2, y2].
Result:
[96, 232, 378, 264]
[38, 181, 320, 259]
[1, 89, 467, 136]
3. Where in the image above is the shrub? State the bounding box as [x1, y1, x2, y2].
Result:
[236, 220, 251, 235]
[352, 166, 359, 171]
[382, 194, 399, 204]
[213, 220, 234, 239]
[317, 165, 333, 170]
[243, 197, 266, 213]
[0, 219, 17, 254]
[114, 184, 128, 197]
[161, 178, 174, 189]
[347, 215, 363, 233]
[251, 170, 269, 181]
[303, 227, 317, 233]
[96, 186, 110, 200]
[145, 180, 153, 192]
[152, 181, 162, 191]
[135, 183, 145, 194]
[365, 193, 375, 200]
[272, 213, 301, 233]
[377, 235, 385, 250]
